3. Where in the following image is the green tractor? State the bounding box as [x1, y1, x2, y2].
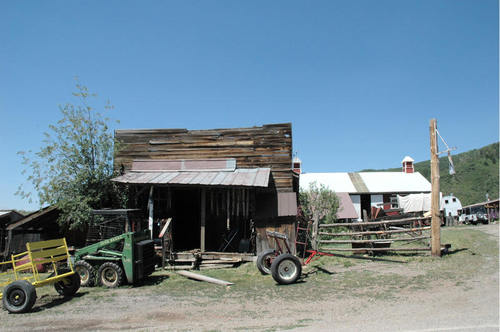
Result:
[73, 230, 156, 288]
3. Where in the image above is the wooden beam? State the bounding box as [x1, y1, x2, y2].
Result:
[430, 119, 441, 257]
[176, 270, 234, 286]
[200, 188, 206, 252]
[148, 186, 154, 239]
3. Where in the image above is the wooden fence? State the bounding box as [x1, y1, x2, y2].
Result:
[316, 217, 432, 253]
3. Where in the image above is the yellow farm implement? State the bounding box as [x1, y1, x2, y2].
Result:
[0, 238, 80, 313]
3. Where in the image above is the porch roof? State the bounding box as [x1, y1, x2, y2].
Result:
[111, 168, 271, 188]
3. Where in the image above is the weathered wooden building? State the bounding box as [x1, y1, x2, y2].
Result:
[112, 123, 298, 256]
[0, 210, 24, 259]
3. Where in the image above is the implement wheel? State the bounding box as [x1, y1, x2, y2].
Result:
[271, 254, 302, 285]
[98, 262, 124, 288]
[52, 268, 81, 297]
[256, 249, 276, 275]
[75, 260, 96, 287]
[2, 280, 37, 313]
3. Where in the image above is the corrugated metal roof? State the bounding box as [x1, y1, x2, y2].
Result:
[112, 168, 271, 187]
[300, 172, 431, 194]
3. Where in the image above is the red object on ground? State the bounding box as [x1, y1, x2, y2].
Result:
[15, 255, 46, 273]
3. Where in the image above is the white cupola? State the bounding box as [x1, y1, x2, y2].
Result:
[402, 156, 414, 174]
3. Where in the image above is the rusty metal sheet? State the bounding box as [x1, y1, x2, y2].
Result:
[277, 192, 297, 217]
[132, 158, 236, 172]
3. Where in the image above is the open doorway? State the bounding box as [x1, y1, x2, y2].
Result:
[360, 194, 371, 220]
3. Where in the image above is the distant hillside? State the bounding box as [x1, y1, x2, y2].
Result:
[363, 142, 499, 206]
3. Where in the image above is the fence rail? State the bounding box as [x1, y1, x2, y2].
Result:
[316, 216, 431, 254]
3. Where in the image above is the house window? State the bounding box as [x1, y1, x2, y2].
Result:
[452, 198, 456, 202]
[445, 200, 449, 204]
[390, 195, 398, 209]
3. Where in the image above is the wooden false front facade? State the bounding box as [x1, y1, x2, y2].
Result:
[113, 123, 298, 257]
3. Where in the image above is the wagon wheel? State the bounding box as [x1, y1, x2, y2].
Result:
[256, 249, 276, 275]
[2, 280, 37, 313]
[270, 254, 302, 285]
[97, 262, 124, 288]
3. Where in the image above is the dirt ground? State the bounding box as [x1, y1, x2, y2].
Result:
[1, 224, 498, 331]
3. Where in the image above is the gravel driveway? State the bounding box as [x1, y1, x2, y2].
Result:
[0, 224, 498, 331]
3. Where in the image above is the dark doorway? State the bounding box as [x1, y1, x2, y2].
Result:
[360, 194, 371, 220]
[171, 189, 200, 251]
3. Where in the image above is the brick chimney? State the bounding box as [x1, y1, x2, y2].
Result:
[402, 156, 414, 174]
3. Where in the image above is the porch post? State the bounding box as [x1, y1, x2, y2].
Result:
[148, 185, 154, 239]
[200, 188, 206, 252]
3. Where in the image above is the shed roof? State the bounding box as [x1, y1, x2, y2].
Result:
[6, 206, 58, 231]
[112, 168, 271, 187]
[300, 172, 431, 194]
[336, 192, 359, 219]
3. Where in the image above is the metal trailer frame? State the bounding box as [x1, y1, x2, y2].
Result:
[266, 229, 335, 267]
[262, 226, 337, 285]
[0, 238, 79, 313]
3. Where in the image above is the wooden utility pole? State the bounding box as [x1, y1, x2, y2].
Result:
[430, 119, 441, 257]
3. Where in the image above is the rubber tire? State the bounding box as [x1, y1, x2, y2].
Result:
[53, 268, 81, 297]
[270, 253, 302, 285]
[97, 262, 124, 288]
[74, 260, 96, 287]
[256, 249, 276, 275]
[2, 280, 37, 313]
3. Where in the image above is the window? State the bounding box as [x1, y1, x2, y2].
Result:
[445, 200, 449, 204]
[390, 195, 398, 209]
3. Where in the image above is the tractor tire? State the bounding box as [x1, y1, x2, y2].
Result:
[2, 280, 37, 313]
[256, 249, 276, 275]
[74, 260, 96, 287]
[270, 254, 302, 285]
[53, 268, 81, 297]
[97, 262, 124, 288]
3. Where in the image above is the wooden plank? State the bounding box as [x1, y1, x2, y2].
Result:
[176, 270, 234, 286]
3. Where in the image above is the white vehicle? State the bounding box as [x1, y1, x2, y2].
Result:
[459, 205, 489, 225]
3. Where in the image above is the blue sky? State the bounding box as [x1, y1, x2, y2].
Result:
[1, 1, 498, 210]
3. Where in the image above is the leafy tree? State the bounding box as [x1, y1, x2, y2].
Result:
[299, 181, 340, 249]
[17, 81, 125, 230]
